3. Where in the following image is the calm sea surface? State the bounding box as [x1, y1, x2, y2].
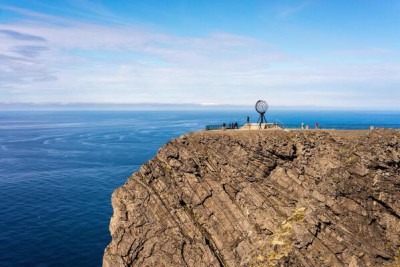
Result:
[1, 110, 400, 266]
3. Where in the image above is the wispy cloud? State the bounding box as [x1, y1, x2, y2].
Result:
[276, 1, 312, 18]
[0, 29, 46, 41]
[0, 5, 69, 24]
[11, 45, 49, 57]
[332, 47, 394, 57]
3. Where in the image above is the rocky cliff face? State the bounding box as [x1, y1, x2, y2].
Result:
[103, 129, 400, 267]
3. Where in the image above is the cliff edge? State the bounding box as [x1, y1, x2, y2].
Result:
[104, 129, 400, 267]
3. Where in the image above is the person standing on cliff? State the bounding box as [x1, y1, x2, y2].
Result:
[315, 122, 319, 129]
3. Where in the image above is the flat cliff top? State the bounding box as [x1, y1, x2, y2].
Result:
[195, 128, 375, 139]
[104, 129, 400, 267]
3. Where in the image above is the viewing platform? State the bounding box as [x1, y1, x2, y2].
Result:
[240, 123, 284, 130]
[205, 122, 400, 131]
[206, 122, 284, 131]
[204, 100, 400, 131]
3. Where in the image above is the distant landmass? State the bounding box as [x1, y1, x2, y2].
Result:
[0, 102, 395, 111]
[0, 102, 248, 111]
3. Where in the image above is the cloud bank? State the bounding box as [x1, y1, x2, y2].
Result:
[0, 3, 399, 109]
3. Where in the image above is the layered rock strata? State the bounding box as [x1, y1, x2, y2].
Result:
[104, 129, 400, 267]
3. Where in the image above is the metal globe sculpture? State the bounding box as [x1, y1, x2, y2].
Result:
[255, 100, 268, 129]
[255, 100, 268, 114]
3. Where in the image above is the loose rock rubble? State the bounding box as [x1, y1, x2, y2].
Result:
[104, 129, 400, 267]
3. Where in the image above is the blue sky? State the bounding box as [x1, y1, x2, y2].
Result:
[1, 0, 400, 109]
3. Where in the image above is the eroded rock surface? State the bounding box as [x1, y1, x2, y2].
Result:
[104, 129, 400, 267]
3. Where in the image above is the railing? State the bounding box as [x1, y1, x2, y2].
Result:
[205, 123, 243, 130]
[205, 122, 281, 130]
[278, 123, 400, 130]
[274, 119, 285, 129]
[206, 122, 400, 131]
[205, 124, 223, 130]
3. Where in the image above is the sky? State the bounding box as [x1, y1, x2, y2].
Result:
[0, 0, 400, 109]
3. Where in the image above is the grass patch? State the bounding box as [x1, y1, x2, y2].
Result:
[250, 207, 307, 267]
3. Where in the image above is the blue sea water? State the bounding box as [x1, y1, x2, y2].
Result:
[0, 110, 400, 267]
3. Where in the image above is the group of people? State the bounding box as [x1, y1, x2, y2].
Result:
[301, 122, 320, 129]
[222, 118, 321, 130]
[222, 122, 239, 129]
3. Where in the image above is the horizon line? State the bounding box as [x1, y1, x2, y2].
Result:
[0, 102, 399, 111]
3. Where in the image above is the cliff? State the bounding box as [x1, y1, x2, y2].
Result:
[103, 129, 400, 267]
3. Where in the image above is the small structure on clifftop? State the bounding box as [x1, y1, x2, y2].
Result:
[255, 100, 268, 129]
[241, 100, 283, 130]
[205, 100, 284, 131]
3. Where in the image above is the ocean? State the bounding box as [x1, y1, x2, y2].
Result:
[1, 110, 400, 267]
